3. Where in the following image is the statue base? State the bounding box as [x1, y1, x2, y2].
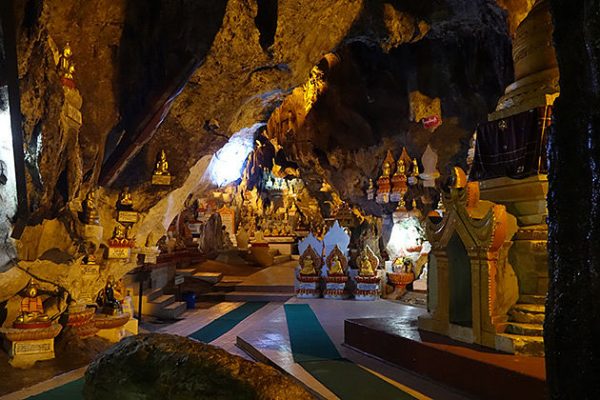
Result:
[296, 276, 321, 299]
[152, 174, 172, 186]
[353, 276, 381, 301]
[107, 246, 132, 259]
[323, 276, 349, 299]
[0, 323, 62, 368]
[117, 211, 138, 224]
[5, 338, 55, 369]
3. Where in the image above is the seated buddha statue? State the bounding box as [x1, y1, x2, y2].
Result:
[329, 254, 344, 275]
[299, 257, 317, 276]
[358, 254, 375, 276]
[154, 150, 170, 176]
[15, 280, 49, 325]
[391, 160, 408, 198]
[118, 187, 134, 210]
[100, 276, 123, 316]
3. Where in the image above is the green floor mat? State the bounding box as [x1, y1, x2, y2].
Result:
[284, 304, 342, 362]
[27, 377, 84, 400]
[188, 301, 267, 343]
[284, 303, 416, 400]
[300, 359, 416, 400]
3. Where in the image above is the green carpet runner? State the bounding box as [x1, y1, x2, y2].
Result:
[188, 301, 267, 343]
[28, 301, 267, 399]
[284, 304, 416, 400]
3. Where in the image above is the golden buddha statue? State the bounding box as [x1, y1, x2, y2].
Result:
[84, 190, 100, 225]
[412, 158, 419, 177]
[58, 43, 74, 79]
[114, 223, 127, 240]
[154, 150, 170, 176]
[391, 160, 408, 200]
[358, 253, 375, 276]
[300, 257, 317, 276]
[376, 151, 395, 202]
[15, 280, 49, 324]
[118, 187, 133, 210]
[329, 254, 344, 275]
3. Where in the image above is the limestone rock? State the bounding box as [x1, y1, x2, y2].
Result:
[84, 333, 314, 400]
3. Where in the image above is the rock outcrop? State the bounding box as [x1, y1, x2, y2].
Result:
[84, 333, 313, 400]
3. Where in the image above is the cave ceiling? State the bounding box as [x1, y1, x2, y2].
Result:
[13, 0, 528, 219]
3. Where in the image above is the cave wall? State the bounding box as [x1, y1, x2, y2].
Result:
[0, 0, 515, 326]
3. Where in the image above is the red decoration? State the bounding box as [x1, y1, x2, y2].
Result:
[421, 115, 442, 130]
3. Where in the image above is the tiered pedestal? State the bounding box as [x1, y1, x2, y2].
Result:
[296, 275, 321, 299]
[353, 275, 380, 301]
[323, 275, 349, 299]
[94, 313, 130, 343]
[66, 307, 97, 339]
[0, 323, 62, 368]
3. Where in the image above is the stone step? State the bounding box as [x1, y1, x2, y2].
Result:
[156, 301, 187, 320]
[273, 254, 292, 264]
[130, 287, 162, 304]
[234, 284, 295, 293]
[505, 322, 544, 336]
[509, 307, 545, 325]
[144, 294, 176, 315]
[176, 268, 197, 276]
[518, 294, 546, 305]
[196, 291, 294, 302]
[512, 303, 545, 314]
[495, 333, 545, 357]
[192, 271, 223, 284]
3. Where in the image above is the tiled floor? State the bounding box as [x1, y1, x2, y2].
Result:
[3, 298, 473, 400]
[237, 298, 473, 400]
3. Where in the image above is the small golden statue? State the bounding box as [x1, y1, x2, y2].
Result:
[118, 187, 134, 210]
[359, 253, 375, 276]
[299, 245, 322, 276]
[15, 280, 50, 325]
[154, 150, 170, 176]
[300, 257, 317, 276]
[329, 254, 344, 275]
[412, 158, 420, 177]
[83, 190, 100, 225]
[114, 223, 127, 240]
[152, 150, 173, 185]
[58, 43, 75, 80]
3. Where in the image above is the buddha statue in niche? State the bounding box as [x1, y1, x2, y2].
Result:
[358, 253, 375, 276]
[300, 257, 317, 276]
[391, 159, 408, 200]
[329, 254, 344, 275]
[154, 150, 170, 176]
[118, 187, 134, 210]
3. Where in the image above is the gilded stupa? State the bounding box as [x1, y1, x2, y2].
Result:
[489, 0, 558, 120]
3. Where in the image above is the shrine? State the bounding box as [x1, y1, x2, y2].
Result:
[0, 0, 598, 399]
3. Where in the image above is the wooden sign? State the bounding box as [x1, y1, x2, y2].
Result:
[117, 211, 138, 224]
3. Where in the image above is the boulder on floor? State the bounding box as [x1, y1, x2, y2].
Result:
[84, 333, 314, 400]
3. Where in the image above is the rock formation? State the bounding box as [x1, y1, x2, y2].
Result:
[0, 0, 516, 327]
[83, 333, 313, 400]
